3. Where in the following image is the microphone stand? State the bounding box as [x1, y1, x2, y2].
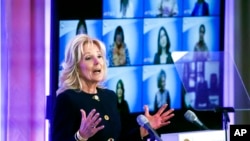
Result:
[223, 110, 230, 141]
[215, 107, 235, 141]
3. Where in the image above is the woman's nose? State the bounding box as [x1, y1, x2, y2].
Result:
[93, 57, 99, 65]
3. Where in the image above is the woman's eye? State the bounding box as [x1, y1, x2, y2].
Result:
[85, 57, 91, 60]
[84, 54, 102, 61]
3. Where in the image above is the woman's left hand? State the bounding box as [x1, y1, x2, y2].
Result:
[144, 104, 174, 130]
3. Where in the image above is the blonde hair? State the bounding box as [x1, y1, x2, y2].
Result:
[57, 34, 108, 95]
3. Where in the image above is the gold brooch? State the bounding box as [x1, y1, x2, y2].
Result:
[92, 95, 100, 101]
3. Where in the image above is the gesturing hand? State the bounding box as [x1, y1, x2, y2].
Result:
[78, 109, 105, 139]
[144, 104, 174, 130]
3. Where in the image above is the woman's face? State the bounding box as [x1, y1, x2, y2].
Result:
[160, 75, 166, 88]
[79, 43, 105, 83]
[115, 33, 123, 46]
[117, 83, 123, 98]
[199, 26, 205, 41]
[159, 30, 167, 48]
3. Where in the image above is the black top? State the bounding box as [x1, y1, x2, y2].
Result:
[153, 52, 174, 64]
[51, 88, 143, 141]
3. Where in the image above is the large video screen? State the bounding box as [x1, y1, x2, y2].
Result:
[58, 0, 225, 113]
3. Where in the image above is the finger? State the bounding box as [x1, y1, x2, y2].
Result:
[160, 112, 175, 124]
[80, 109, 88, 131]
[143, 105, 150, 117]
[93, 117, 102, 128]
[80, 109, 86, 120]
[161, 121, 171, 127]
[91, 113, 100, 126]
[161, 113, 175, 122]
[161, 108, 175, 117]
[87, 109, 96, 119]
[156, 104, 168, 115]
[91, 119, 105, 134]
[94, 125, 105, 132]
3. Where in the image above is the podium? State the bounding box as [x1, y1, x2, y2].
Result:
[161, 130, 225, 141]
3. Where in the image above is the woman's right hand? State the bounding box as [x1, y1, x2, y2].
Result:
[78, 109, 105, 139]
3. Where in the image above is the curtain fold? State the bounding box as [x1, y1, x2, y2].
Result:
[1, 0, 45, 140]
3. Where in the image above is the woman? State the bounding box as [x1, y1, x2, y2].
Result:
[154, 69, 171, 113]
[193, 24, 209, 61]
[153, 26, 174, 64]
[191, 0, 209, 16]
[115, 79, 130, 138]
[157, 0, 178, 17]
[116, 79, 130, 116]
[118, 0, 134, 18]
[108, 25, 130, 67]
[52, 34, 174, 141]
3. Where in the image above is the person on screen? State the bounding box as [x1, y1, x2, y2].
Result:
[115, 79, 131, 138]
[108, 25, 131, 67]
[118, 0, 134, 18]
[191, 0, 209, 16]
[208, 73, 220, 108]
[154, 69, 171, 113]
[76, 19, 88, 35]
[157, 0, 178, 17]
[52, 34, 175, 141]
[153, 26, 174, 64]
[193, 24, 209, 61]
[195, 72, 209, 108]
[116, 79, 130, 116]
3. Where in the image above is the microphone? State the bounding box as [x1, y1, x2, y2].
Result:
[136, 114, 162, 141]
[184, 110, 209, 130]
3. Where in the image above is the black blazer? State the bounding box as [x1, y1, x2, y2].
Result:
[51, 88, 143, 141]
